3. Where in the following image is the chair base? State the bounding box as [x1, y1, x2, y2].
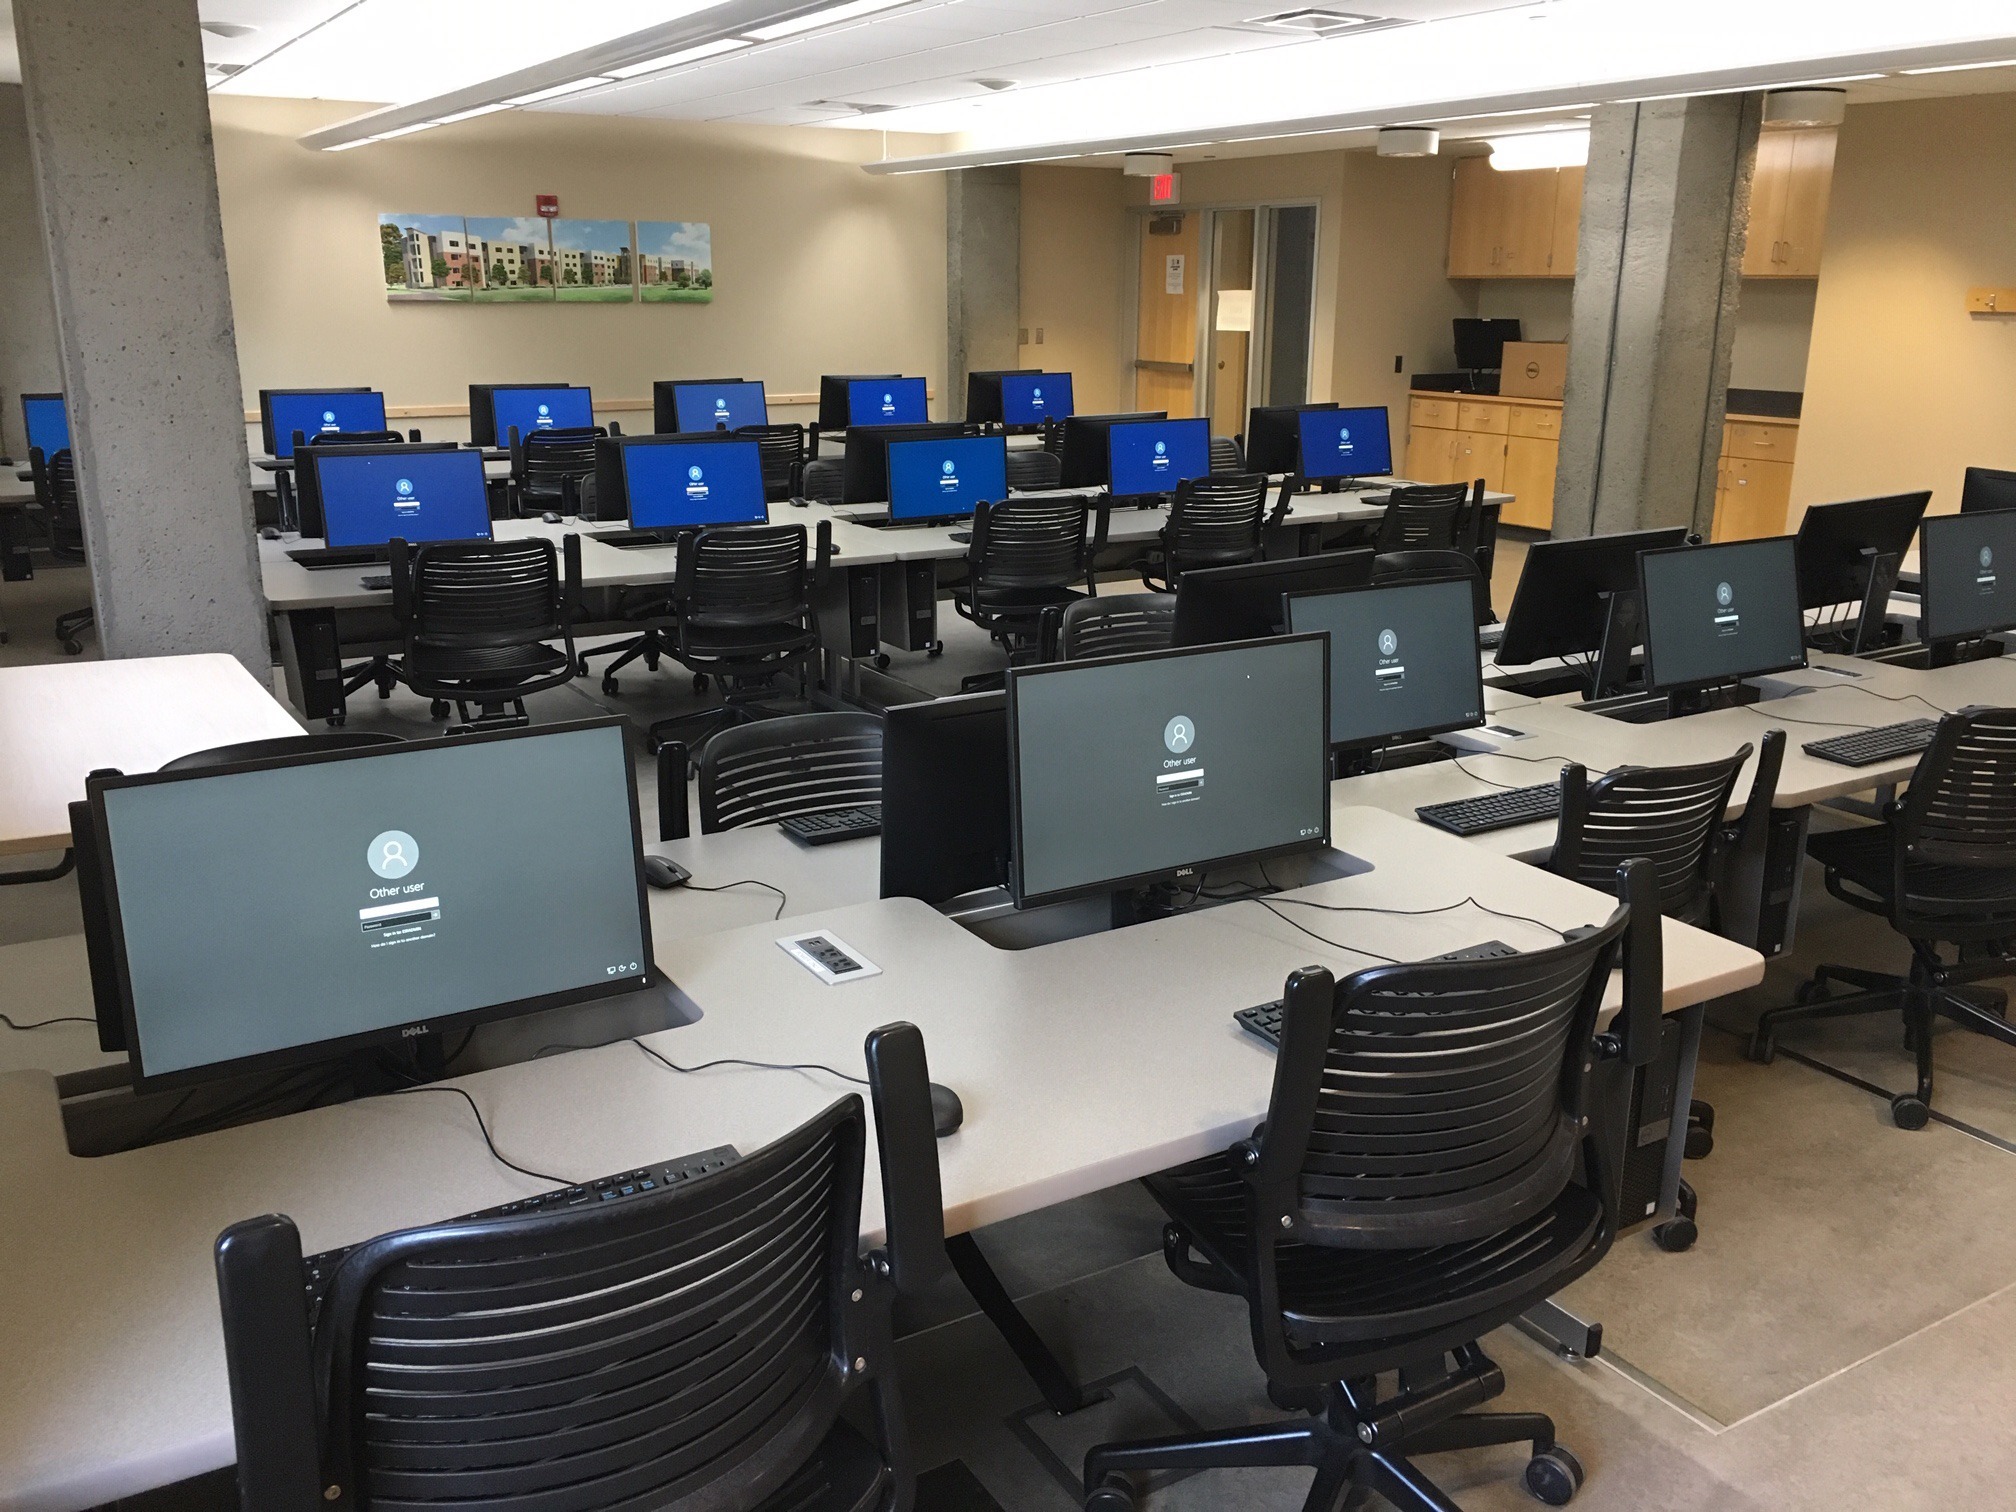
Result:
[1083, 1345, 1582, 1512]
[55, 604, 93, 656]
[579, 627, 669, 695]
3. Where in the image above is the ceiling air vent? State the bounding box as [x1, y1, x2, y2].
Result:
[802, 100, 897, 116]
[1240, 9, 1411, 37]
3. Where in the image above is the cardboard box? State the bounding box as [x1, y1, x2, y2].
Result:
[1499, 341, 1567, 400]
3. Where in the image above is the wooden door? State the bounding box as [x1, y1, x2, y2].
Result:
[1549, 166, 1583, 276]
[1451, 430, 1507, 493]
[1715, 457, 1794, 540]
[1406, 427, 1458, 484]
[1136, 213, 1200, 416]
[1777, 128, 1835, 276]
[1742, 130, 1796, 277]
[1497, 169, 1561, 277]
[1207, 209, 1255, 438]
[1447, 158, 1502, 278]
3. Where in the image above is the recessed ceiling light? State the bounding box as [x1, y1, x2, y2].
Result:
[199, 21, 258, 38]
[608, 38, 752, 78]
[506, 77, 618, 106]
[972, 78, 1019, 92]
[747, 0, 912, 42]
[1902, 58, 2016, 75]
[1244, 9, 1394, 36]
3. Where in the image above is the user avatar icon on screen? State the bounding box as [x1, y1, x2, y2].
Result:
[368, 829, 419, 880]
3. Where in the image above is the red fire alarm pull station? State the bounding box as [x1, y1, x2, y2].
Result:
[536, 195, 560, 218]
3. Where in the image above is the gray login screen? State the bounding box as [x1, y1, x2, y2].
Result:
[1011, 638, 1329, 902]
[102, 725, 648, 1079]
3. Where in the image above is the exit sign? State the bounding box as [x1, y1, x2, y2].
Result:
[1149, 172, 1180, 205]
[535, 194, 560, 218]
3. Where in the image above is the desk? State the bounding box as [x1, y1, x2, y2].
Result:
[0, 807, 1761, 1511]
[0, 656, 302, 859]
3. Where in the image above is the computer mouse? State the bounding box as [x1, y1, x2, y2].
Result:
[642, 856, 690, 890]
[541, 512, 563, 525]
[929, 1081, 964, 1139]
[258, 526, 282, 540]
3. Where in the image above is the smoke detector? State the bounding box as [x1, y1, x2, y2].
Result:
[1124, 152, 1176, 177]
[1376, 126, 1439, 157]
[1763, 88, 1847, 128]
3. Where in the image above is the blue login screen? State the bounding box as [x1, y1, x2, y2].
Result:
[1001, 373, 1073, 425]
[316, 449, 492, 548]
[1298, 406, 1393, 480]
[887, 435, 1008, 521]
[848, 377, 928, 426]
[672, 382, 768, 432]
[494, 387, 593, 441]
[269, 391, 387, 458]
[1108, 418, 1211, 497]
[624, 440, 768, 528]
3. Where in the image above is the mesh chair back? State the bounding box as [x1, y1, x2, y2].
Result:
[698, 711, 884, 833]
[1372, 548, 1491, 625]
[313, 1097, 870, 1511]
[1004, 447, 1063, 492]
[1375, 482, 1472, 553]
[1161, 473, 1267, 579]
[737, 424, 807, 502]
[1209, 435, 1245, 475]
[1060, 592, 1176, 660]
[162, 732, 402, 773]
[519, 427, 604, 503]
[1549, 747, 1750, 921]
[402, 538, 564, 673]
[802, 457, 845, 504]
[971, 496, 1089, 592]
[1894, 712, 2016, 914]
[679, 524, 809, 630]
[45, 450, 85, 559]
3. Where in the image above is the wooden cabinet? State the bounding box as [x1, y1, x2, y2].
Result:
[1501, 436, 1559, 530]
[1712, 416, 1799, 540]
[1742, 128, 1834, 278]
[1452, 430, 1507, 493]
[1405, 391, 1556, 524]
[1446, 160, 1577, 278]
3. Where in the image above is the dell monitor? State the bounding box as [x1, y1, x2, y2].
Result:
[1287, 578, 1484, 754]
[468, 384, 564, 448]
[600, 435, 768, 530]
[888, 434, 1008, 523]
[1638, 536, 1807, 695]
[1059, 411, 1166, 489]
[841, 422, 970, 505]
[1246, 403, 1338, 476]
[818, 373, 900, 431]
[87, 720, 653, 1093]
[260, 389, 387, 459]
[1494, 527, 1692, 694]
[1453, 317, 1522, 374]
[312, 445, 492, 549]
[999, 372, 1074, 428]
[1296, 405, 1393, 482]
[657, 379, 768, 435]
[1919, 508, 2016, 649]
[1171, 550, 1376, 646]
[494, 386, 595, 443]
[1108, 417, 1211, 499]
[880, 691, 1010, 906]
[1961, 467, 2016, 516]
[21, 392, 68, 457]
[963, 369, 1041, 424]
[847, 377, 929, 427]
[1006, 636, 1331, 910]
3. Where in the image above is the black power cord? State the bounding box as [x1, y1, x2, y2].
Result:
[0, 1012, 94, 1030]
[389, 1084, 570, 1185]
[683, 879, 789, 919]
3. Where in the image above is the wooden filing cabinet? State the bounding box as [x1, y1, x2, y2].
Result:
[1712, 415, 1800, 541]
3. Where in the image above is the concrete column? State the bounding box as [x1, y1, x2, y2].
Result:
[1554, 95, 1761, 538]
[15, 0, 267, 673]
[0, 85, 62, 463]
[946, 166, 1020, 420]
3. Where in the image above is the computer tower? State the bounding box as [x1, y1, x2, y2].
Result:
[878, 560, 939, 652]
[815, 562, 881, 659]
[1620, 1016, 1684, 1226]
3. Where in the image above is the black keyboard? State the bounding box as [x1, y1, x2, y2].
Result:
[1478, 623, 1504, 651]
[288, 546, 387, 570]
[1415, 782, 1561, 838]
[780, 805, 882, 845]
[1802, 718, 1940, 768]
[593, 529, 677, 549]
[1236, 941, 1521, 1047]
[301, 1144, 739, 1326]
[359, 574, 392, 591]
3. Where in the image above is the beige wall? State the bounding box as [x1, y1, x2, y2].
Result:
[1794, 93, 2016, 515]
[0, 83, 61, 457]
[209, 97, 949, 437]
[1018, 165, 1129, 414]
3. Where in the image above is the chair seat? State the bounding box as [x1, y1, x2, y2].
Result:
[1146, 1151, 1604, 1348]
[754, 1419, 891, 1512]
[683, 621, 819, 660]
[407, 640, 569, 684]
[1808, 822, 2016, 916]
[958, 583, 1083, 612]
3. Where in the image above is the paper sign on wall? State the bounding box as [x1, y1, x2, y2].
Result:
[1165, 254, 1186, 295]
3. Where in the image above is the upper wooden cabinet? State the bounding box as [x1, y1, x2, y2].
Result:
[1742, 127, 1835, 278]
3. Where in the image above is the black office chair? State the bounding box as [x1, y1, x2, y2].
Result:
[214, 1022, 949, 1512]
[387, 535, 582, 730]
[646, 523, 821, 755]
[1209, 435, 1245, 475]
[802, 456, 845, 505]
[1138, 473, 1268, 592]
[509, 426, 605, 517]
[657, 711, 883, 839]
[1039, 591, 1177, 662]
[1375, 480, 1477, 553]
[1083, 859, 1662, 1512]
[1005, 446, 1063, 492]
[950, 495, 1093, 685]
[1373, 548, 1495, 628]
[162, 731, 403, 772]
[287, 431, 407, 538]
[1751, 709, 2016, 1130]
[29, 447, 93, 655]
[736, 423, 807, 503]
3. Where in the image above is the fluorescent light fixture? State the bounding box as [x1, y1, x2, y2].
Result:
[1486, 126, 1589, 170]
[506, 76, 618, 106]
[608, 37, 751, 77]
[747, 0, 911, 43]
[324, 137, 375, 152]
[434, 101, 514, 124]
[1902, 58, 2016, 75]
[368, 121, 440, 141]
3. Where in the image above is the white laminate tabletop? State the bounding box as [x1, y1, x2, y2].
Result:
[0, 936, 120, 1079]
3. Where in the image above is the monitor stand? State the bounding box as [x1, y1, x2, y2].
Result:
[1584, 680, 1764, 725]
[1872, 637, 2008, 671]
[1590, 589, 1645, 700]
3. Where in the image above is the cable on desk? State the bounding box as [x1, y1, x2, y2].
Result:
[1268, 893, 1580, 943]
[631, 1036, 868, 1088]
[1253, 898, 1401, 965]
[390, 1084, 569, 1185]
[1447, 752, 1575, 792]
[0, 1012, 94, 1030]
[683, 879, 789, 920]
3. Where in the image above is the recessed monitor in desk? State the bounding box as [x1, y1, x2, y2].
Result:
[1794, 492, 1929, 652]
[1920, 508, 2016, 646]
[1007, 636, 1329, 909]
[314, 445, 492, 549]
[841, 421, 969, 505]
[999, 372, 1073, 427]
[1961, 467, 2016, 515]
[88, 719, 652, 1092]
[1171, 550, 1375, 646]
[21, 392, 68, 457]
[661, 379, 768, 434]
[1060, 411, 1164, 488]
[1246, 403, 1337, 476]
[1296, 406, 1392, 482]
[1494, 527, 1691, 692]
[881, 691, 1009, 906]
[1108, 417, 1210, 499]
[468, 383, 563, 447]
[847, 377, 928, 427]
[494, 385, 595, 442]
[964, 369, 1041, 424]
[604, 435, 768, 529]
[1287, 578, 1483, 753]
[1639, 536, 1807, 694]
[888, 434, 1007, 523]
[260, 389, 386, 458]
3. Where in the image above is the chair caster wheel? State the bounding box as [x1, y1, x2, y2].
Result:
[575, 657, 592, 677]
[430, 700, 450, 721]
[1084, 1473, 1136, 1512]
[1795, 978, 1828, 1005]
[1747, 1033, 1775, 1066]
[873, 653, 891, 670]
[602, 678, 620, 696]
[1266, 1379, 1325, 1414]
[1524, 1446, 1583, 1505]
[325, 714, 347, 729]
[1684, 1126, 1714, 1160]
[1891, 1094, 1930, 1130]
[926, 640, 944, 657]
[1652, 1217, 1697, 1253]
[61, 640, 82, 656]
[693, 674, 708, 694]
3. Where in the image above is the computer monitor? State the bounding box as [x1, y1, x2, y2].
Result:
[260, 389, 386, 458]
[1453, 318, 1522, 373]
[1171, 550, 1376, 646]
[999, 372, 1074, 427]
[21, 392, 68, 457]
[1794, 491, 1930, 653]
[1286, 578, 1484, 753]
[846, 376, 928, 427]
[468, 384, 563, 448]
[880, 691, 1010, 905]
[888, 434, 1008, 523]
[1494, 527, 1692, 693]
[1059, 412, 1165, 488]
[1638, 536, 1807, 694]
[1919, 508, 2016, 647]
[88, 720, 653, 1093]
[1006, 636, 1330, 910]
[659, 379, 769, 434]
[1296, 406, 1393, 482]
[1108, 417, 1211, 499]
[963, 369, 1041, 424]
[818, 373, 900, 431]
[841, 422, 971, 505]
[1961, 466, 2016, 516]
[312, 445, 492, 549]
[1245, 403, 1338, 476]
[601, 435, 768, 530]
[494, 386, 595, 443]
